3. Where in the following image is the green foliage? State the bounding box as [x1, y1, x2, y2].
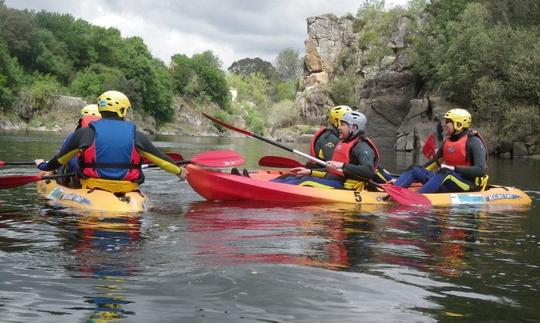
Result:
[15, 73, 60, 120]
[356, 1, 401, 65]
[274, 80, 297, 102]
[211, 110, 230, 133]
[267, 100, 300, 128]
[242, 102, 266, 135]
[227, 73, 269, 109]
[171, 51, 230, 111]
[330, 76, 356, 107]
[275, 48, 301, 81]
[0, 4, 175, 123]
[0, 37, 22, 109]
[228, 57, 277, 80]
[410, 0, 540, 143]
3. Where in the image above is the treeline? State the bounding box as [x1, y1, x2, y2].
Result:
[409, 0, 540, 148]
[0, 2, 241, 126]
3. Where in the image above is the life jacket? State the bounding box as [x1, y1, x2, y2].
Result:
[310, 127, 330, 160]
[332, 136, 380, 169]
[442, 129, 488, 167]
[80, 115, 101, 128]
[331, 136, 381, 190]
[442, 129, 489, 189]
[80, 119, 142, 182]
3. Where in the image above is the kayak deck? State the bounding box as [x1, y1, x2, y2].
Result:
[186, 165, 532, 207]
[36, 172, 146, 213]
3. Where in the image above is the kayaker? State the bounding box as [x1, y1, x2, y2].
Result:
[56, 104, 102, 188]
[392, 108, 488, 193]
[35, 90, 186, 193]
[307, 105, 352, 166]
[274, 111, 384, 190]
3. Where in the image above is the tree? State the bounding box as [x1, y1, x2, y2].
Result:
[275, 48, 301, 81]
[228, 57, 278, 80]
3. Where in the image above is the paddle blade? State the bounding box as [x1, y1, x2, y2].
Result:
[165, 152, 183, 162]
[0, 161, 4, 167]
[258, 156, 304, 168]
[191, 150, 244, 167]
[382, 184, 431, 207]
[422, 133, 436, 160]
[202, 113, 253, 137]
[0, 175, 42, 189]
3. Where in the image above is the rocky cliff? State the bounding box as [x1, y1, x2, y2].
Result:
[295, 15, 461, 151]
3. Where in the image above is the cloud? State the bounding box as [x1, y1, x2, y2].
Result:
[5, 0, 408, 68]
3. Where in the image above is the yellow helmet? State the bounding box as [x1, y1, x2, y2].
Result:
[80, 104, 100, 117]
[444, 108, 471, 132]
[328, 105, 353, 128]
[97, 91, 131, 118]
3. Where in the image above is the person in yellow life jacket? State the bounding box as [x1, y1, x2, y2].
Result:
[35, 91, 186, 193]
[307, 105, 352, 168]
[54, 104, 102, 188]
[393, 108, 488, 193]
[274, 111, 382, 190]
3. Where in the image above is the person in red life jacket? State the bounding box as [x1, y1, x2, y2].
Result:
[35, 91, 186, 193]
[307, 105, 352, 167]
[393, 108, 488, 193]
[55, 104, 102, 188]
[274, 111, 382, 190]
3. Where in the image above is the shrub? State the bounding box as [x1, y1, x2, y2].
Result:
[330, 76, 356, 107]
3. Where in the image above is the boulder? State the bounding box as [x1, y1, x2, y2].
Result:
[512, 141, 528, 157]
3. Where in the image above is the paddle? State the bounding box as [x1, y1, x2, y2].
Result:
[422, 133, 436, 160]
[203, 112, 430, 206]
[0, 151, 243, 189]
[258, 155, 304, 168]
[145, 149, 244, 168]
[1, 152, 184, 168]
[0, 173, 75, 189]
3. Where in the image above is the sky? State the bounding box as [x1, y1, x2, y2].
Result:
[5, 0, 409, 69]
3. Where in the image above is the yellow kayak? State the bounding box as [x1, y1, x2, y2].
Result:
[36, 172, 146, 213]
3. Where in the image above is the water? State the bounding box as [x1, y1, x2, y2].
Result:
[1, 130, 539, 322]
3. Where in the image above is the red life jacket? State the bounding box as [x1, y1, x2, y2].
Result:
[442, 130, 488, 167]
[331, 136, 380, 169]
[310, 127, 328, 159]
[80, 115, 101, 128]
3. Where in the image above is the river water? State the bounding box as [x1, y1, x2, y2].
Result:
[0, 130, 539, 322]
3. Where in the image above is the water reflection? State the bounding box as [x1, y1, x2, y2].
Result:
[59, 211, 141, 321]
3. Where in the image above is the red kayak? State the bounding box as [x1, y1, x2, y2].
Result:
[185, 164, 532, 206]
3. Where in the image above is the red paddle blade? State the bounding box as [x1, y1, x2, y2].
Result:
[382, 184, 431, 206]
[165, 152, 183, 162]
[258, 156, 303, 168]
[422, 133, 436, 160]
[0, 175, 42, 189]
[202, 113, 253, 137]
[191, 150, 244, 167]
[0, 161, 4, 167]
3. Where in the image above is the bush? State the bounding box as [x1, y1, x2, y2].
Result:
[267, 100, 299, 128]
[330, 76, 356, 107]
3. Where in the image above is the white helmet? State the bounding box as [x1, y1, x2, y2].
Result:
[341, 111, 367, 137]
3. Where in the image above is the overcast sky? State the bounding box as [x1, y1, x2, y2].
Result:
[5, 0, 409, 69]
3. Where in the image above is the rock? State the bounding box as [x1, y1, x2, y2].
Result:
[305, 39, 323, 73]
[512, 141, 528, 157]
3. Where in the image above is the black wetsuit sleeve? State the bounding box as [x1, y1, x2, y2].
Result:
[342, 141, 376, 180]
[41, 127, 94, 170]
[456, 136, 487, 179]
[135, 131, 182, 174]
